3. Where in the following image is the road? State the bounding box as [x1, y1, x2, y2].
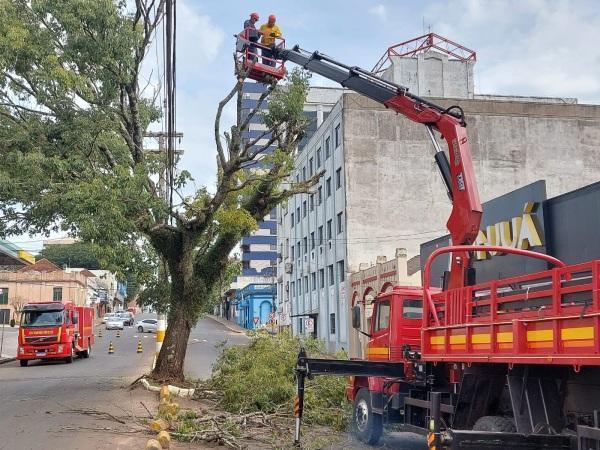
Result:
[0, 314, 247, 450]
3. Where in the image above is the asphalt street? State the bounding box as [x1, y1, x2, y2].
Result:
[0, 314, 246, 450]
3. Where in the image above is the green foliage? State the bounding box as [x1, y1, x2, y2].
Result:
[39, 242, 101, 269]
[207, 332, 349, 430]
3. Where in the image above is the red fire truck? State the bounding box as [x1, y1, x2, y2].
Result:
[18, 302, 95, 366]
[235, 35, 600, 448]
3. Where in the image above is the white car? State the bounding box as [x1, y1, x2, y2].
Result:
[136, 319, 157, 333]
[102, 313, 117, 324]
[106, 316, 125, 330]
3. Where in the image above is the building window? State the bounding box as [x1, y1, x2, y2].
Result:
[326, 220, 332, 240]
[309, 157, 314, 177]
[328, 265, 334, 286]
[318, 226, 323, 245]
[304, 276, 308, 292]
[291, 244, 295, 260]
[269, 209, 277, 219]
[303, 200, 307, 217]
[270, 259, 277, 266]
[291, 281, 295, 297]
[316, 148, 322, 167]
[337, 212, 343, 234]
[296, 174, 300, 184]
[285, 239, 289, 258]
[336, 168, 342, 190]
[270, 227, 276, 235]
[296, 207, 300, 223]
[302, 166, 306, 181]
[242, 261, 250, 270]
[291, 213, 294, 227]
[0, 288, 7, 305]
[298, 317, 304, 333]
[296, 242, 300, 259]
[326, 177, 332, 197]
[53, 287, 63, 302]
[330, 313, 336, 334]
[303, 237, 308, 254]
[270, 243, 277, 250]
[319, 269, 325, 289]
[325, 137, 331, 159]
[335, 124, 341, 148]
[311, 272, 316, 291]
[317, 186, 322, 204]
[309, 194, 314, 211]
[298, 278, 302, 295]
[337, 260, 345, 281]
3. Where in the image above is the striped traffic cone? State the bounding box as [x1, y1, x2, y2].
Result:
[137, 339, 143, 354]
[116, 329, 120, 338]
[98, 328, 103, 338]
[108, 341, 114, 354]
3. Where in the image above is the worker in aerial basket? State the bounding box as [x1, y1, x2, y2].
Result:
[259, 14, 282, 67]
[243, 12, 260, 61]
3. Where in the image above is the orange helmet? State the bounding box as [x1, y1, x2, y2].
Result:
[250, 12, 259, 20]
[268, 14, 276, 23]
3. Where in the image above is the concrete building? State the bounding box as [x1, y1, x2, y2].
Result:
[276, 35, 600, 351]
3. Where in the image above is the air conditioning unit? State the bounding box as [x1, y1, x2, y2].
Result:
[284, 263, 293, 274]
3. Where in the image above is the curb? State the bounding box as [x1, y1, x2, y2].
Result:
[206, 315, 246, 334]
[0, 357, 16, 365]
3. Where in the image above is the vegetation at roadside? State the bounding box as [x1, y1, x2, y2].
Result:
[204, 331, 350, 430]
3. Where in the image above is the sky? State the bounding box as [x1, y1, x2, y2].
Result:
[11, 0, 600, 252]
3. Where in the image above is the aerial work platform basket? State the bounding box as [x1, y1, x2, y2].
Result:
[235, 28, 286, 83]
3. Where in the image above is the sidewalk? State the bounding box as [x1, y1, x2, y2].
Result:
[0, 325, 18, 363]
[205, 314, 247, 334]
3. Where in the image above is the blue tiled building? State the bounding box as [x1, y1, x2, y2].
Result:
[233, 283, 275, 329]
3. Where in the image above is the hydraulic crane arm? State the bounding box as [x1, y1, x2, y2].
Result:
[275, 45, 482, 288]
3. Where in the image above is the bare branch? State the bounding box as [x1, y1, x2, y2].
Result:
[214, 80, 242, 167]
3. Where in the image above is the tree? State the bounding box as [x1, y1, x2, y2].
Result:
[0, 0, 319, 382]
[38, 242, 101, 269]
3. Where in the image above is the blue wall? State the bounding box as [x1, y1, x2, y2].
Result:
[233, 284, 275, 329]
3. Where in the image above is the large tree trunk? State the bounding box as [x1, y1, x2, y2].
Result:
[152, 300, 192, 382]
[151, 239, 199, 382]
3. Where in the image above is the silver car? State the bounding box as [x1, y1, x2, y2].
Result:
[136, 319, 157, 333]
[106, 316, 125, 330]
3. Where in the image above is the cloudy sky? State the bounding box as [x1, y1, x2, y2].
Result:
[13, 0, 600, 250]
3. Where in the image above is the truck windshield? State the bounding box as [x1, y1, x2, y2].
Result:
[21, 310, 64, 327]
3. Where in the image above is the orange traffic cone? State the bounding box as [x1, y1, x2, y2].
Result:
[108, 341, 114, 354]
[137, 339, 143, 354]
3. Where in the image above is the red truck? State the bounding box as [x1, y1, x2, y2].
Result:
[236, 38, 600, 448]
[18, 302, 94, 366]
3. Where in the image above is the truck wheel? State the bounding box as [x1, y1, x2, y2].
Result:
[352, 388, 383, 445]
[65, 346, 74, 364]
[82, 339, 91, 358]
[473, 416, 516, 432]
[19, 360, 28, 367]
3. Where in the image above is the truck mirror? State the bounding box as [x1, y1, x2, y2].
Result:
[351, 305, 361, 329]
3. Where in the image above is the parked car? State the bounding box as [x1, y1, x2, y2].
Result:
[136, 319, 158, 333]
[102, 313, 116, 324]
[106, 316, 125, 330]
[117, 311, 134, 326]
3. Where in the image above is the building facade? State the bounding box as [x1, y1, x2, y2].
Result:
[277, 52, 600, 351]
[233, 283, 275, 330]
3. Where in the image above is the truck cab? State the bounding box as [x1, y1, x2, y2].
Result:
[365, 286, 424, 361]
[18, 302, 94, 366]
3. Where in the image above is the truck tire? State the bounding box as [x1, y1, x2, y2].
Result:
[473, 416, 516, 432]
[65, 345, 74, 364]
[82, 339, 91, 358]
[19, 360, 28, 367]
[352, 388, 383, 445]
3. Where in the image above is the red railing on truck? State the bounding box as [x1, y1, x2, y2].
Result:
[422, 246, 600, 367]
